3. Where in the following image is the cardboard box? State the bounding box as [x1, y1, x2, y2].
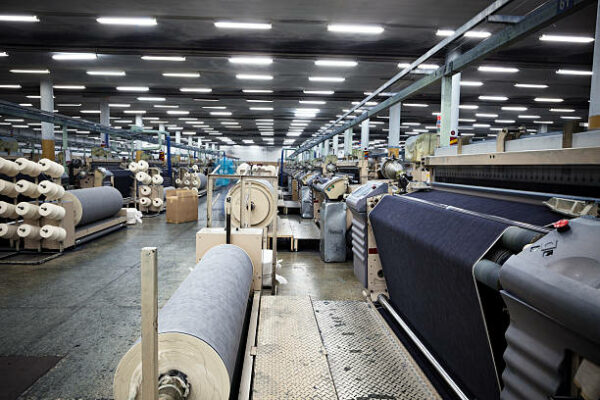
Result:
[166, 189, 198, 223]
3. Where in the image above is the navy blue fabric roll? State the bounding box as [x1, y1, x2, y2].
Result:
[407, 190, 560, 226]
[370, 195, 509, 400]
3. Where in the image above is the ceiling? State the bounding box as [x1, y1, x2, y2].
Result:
[0, 0, 596, 151]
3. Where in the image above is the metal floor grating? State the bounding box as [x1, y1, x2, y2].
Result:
[252, 295, 338, 400]
[314, 300, 440, 400]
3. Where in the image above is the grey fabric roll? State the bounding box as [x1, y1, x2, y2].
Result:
[196, 173, 207, 190]
[66, 186, 123, 226]
[158, 244, 253, 378]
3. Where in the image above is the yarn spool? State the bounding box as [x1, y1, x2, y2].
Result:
[152, 198, 163, 208]
[38, 158, 65, 178]
[15, 180, 40, 198]
[175, 178, 182, 186]
[192, 165, 199, 172]
[0, 157, 20, 177]
[139, 185, 152, 197]
[128, 162, 139, 173]
[136, 172, 152, 185]
[0, 223, 19, 239]
[184, 172, 191, 179]
[38, 180, 65, 200]
[151, 174, 164, 185]
[0, 201, 19, 219]
[137, 160, 149, 172]
[0, 180, 18, 198]
[183, 179, 191, 187]
[40, 225, 67, 241]
[15, 158, 42, 177]
[39, 203, 66, 220]
[17, 224, 41, 239]
[139, 197, 151, 207]
[16, 202, 41, 219]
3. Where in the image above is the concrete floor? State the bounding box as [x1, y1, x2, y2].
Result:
[0, 195, 363, 399]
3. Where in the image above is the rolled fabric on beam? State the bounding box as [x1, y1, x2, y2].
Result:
[195, 173, 207, 190]
[139, 185, 152, 197]
[151, 174, 164, 185]
[40, 225, 67, 241]
[0, 180, 18, 198]
[114, 244, 253, 400]
[0, 201, 19, 219]
[62, 187, 123, 226]
[15, 180, 40, 198]
[39, 203, 66, 220]
[135, 172, 152, 185]
[0, 157, 20, 177]
[128, 162, 139, 173]
[152, 198, 163, 208]
[137, 160, 149, 172]
[139, 197, 151, 207]
[38, 180, 65, 200]
[17, 223, 41, 239]
[15, 158, 42, 177]
[0, 223, 19, 239]
[227, 178, 277, 228]
[16, 202, 41, 219]
[38, 158, 65, 178]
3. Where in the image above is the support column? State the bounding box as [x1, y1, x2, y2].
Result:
[344, 128, 352, 156]
[135, 114, 143, 128]
[388, 103, 401, 157]
[324, 139, 330, 156]
[361, 119, 369, 158]
[188, 137, 193, 146]
[175, 131, 181, 144]
[440, 72, 461, 147]
[332, 134, 339, 158]
[100, 101, 110, 146]
[539, 124, 548, 134]
[589, 2, 600, 129]
[40, 79, 55, 160]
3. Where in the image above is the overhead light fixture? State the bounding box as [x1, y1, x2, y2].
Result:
[534, 97, 563, 103]
[123, 110, 146, 114]
[247, 99, 272, 103]
[87, 70, 126, 76]
[518, 115, 541, 119]
[10, 69, 50, 74]
[403, 103, 428, 107]
[476, 113, 498, 118]
[473, 123, 491, 128]
[97, 17, 157, 26]
[137, 96, 165, 101]
[58, 103, 82, 107]
[495, 119, 515, 124]
[479, 95, 508, 101]
[210, 111, 232, 116]
[236, 74, 273, 80]
[550, 108, 575, 113]
[314, 59, 357, 67]
[478, 66, 519, 73]
[81, 110, 101, 114]
[304, 90, 334, 95]
[153, 105, 179, 109]
[53, 85, 86, 90]
[167, 110, 190, 115]
[250, 107, 273, 111]
[242, 89, 272, 93]
[308, 76, 344, 82]
[162, 72, 200, 78]
[501, 106, 528, 111]
[109, 103, 130, 108]
[533, 120, 554, 124]
[299, 100, 326, 105]
[180, 87, 212, 93]
[117, 86, 149, 92]
[459, 105, 478, 110]
[142, 55, 185, 61]
[540, 34, 594, 43]
[556, 69, 593, 76]
[460, 81, 483, 87]
[19, 103, 33, 107]
[327, 24, 384, 34]
[0, 15, 39, 22]
[214, 21, 271, 30]
[464, 31, 491, 38]
[0, 84, 21, 89]
[52, 52, 98, 61]
[560, 116, 581, 120]
[202, 106, 226, 109]
[514, 83, 548, 89]
[229, 56, 273, 65]
[458, 118, 476, 123]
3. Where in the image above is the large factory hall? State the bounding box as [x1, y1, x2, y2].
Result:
[0, 1, 599, 399]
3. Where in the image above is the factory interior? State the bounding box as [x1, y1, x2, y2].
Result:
[0, 0, 599, 399]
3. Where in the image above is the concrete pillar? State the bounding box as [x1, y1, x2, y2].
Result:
[211, 143, 216, 151]
[344, 128, 353, 156]
[188, 137, 193, 146]
[175, 132, 181, 144]
[539, 124, 548, 134]
[100, 101, 110, 146]
[135, 114, 143, 128]
[388, 103, 401, 157]
[440, 72, 461, 146]
[332, 134, 339, 157]
[40, 79, 55, 160]
[324, 139, 330, 156]
[361, 119, 369, 157]
[589, 2, 600, 129]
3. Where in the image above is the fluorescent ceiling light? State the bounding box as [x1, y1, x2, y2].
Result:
[58, 103, 81, 107]
[109, 104, 130, 108]
[142, 55, 185, 61]
[501, 106, 527, 111]
[246, 99, 272, 103]
[473, 123, 491, 128]
[242, 89, 272, 93]
[479, 95, 508, 101]
[327, 24, 384, 34]
[364, 91, 396, 96]
[81, 110, 101, 114]
[52, 52, 97, 61]
[464, 31, 491, 38]
[478, 66, 519, 73]
[236, 74, 273, 80]
[97, 17, 157, 26]
[550, 108, 574, 113]
[0, 52, 8, 57]
[87, 70, 125, 76]
[250, 107, 273, 111]
[202, 106, 226, 109]
[540, 34, 594, 43]
[476, 113, 498, 118]
[459, 105, 478, 110]
[214, 21, 271, 30]
[137, 96, 165, 101]
[403, 103, 428, 107]
[556, 69, 593, 76]
[315, 59, 357, 67]
[167, 110, 189, 115]
[460, 81, 483, 87]
[10, 69, 49, 74]
[154, 104, 178, 108]
[402, 122, 420, 126]
[304, 90, 334, 95]
[117, 86, 149, 92]
[143, 117, 159, 120]
[300, 100, 325, 105]
[518, 115, 541, 119]
[180, 87, 212, 92]
[0, 15, 39, 22]
[210, 111, 232, 116]
[514, 83, 548, 89]
[123, 110, 146, 114]
[533, 120, 554, 124]
[19, 103, 33, 107]
[53, 85, 86, 90]
[495, 119, 515, 124]
[162, 72, 200, 78]
[561, 116, 581, 120]
[458, 118, 476, 123]
[229, 56, 273, 65]
[193, 98, 219, 102]
[534, 97, 563, 103]
[309, 76, 344, 82]
[0, 84, 21, 89]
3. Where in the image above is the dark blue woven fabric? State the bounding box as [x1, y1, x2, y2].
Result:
[407, 190, 561, 226]
[370, 195, 509, 400]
